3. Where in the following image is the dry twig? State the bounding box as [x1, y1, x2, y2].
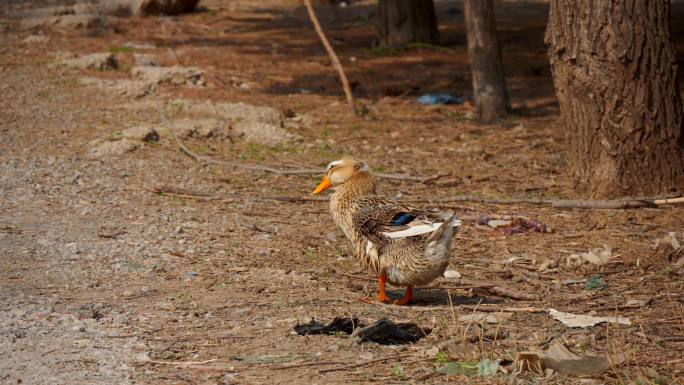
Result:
[302, 0, 358, 115]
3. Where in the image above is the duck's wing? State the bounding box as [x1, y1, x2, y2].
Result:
[354, 197, 459, 246]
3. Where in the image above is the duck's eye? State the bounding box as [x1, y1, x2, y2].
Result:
[326, 159, 343, 170]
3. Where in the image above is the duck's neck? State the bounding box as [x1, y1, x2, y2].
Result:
[330, 171, 376, 247]
[333, 171, 376, 200]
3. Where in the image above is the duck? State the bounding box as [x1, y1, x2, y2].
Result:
[312, 157, 461, 305]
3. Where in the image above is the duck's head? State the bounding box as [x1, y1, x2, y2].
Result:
[312, 157, 369, 195]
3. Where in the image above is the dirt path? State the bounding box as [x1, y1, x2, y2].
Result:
[1, 1, 683, 384]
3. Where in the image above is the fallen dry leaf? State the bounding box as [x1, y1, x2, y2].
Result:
[516, 340, 627, 375]
[548, 308, 631, 328]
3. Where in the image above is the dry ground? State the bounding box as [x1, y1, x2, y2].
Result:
[1, 0, 683, 384]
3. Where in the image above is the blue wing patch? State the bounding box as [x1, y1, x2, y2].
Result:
[392, 213, 415, 226]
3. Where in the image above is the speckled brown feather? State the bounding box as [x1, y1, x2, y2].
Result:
[325, 163, 459, 288]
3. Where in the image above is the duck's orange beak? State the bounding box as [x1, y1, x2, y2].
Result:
[312, 176, 332, 195]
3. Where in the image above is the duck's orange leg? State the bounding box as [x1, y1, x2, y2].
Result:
[376, 273, 389, 303]
[393, 286, 413, 306]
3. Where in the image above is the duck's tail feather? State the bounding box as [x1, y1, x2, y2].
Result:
[425, 214, 459, 260]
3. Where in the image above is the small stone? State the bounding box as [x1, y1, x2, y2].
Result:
[122, 290, 135, 297]
[443, 269, 461, 280]
[359, 352, 374, 360]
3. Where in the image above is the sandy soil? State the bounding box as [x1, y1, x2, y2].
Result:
[1, 1, 683, 384]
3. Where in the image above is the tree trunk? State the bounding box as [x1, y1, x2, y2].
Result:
[545, 0, 684, 197]
[464, 0, 509, 123]
[378, 0, 440, 48]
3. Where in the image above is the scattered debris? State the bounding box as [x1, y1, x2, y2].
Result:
[131, 66, 204, 86]
[458, 312, 512, 324]
[417, 93, 464, 105]
[585, 274, 607, 291]
[60, 53, 118, 70]
[294, 317, 362, 336]
[121, 126, 159, 142]
[169, 119, 228, 139]
[88, 139, 140, 157]
[169, 100, 300, 146]
[436, 359, 499, 376]
[295, 317, 430, 344]
[78, 77, 154, 98]
[560, 278, 587, 285]
[478, 214, 552, 235]
[351, 319, 430, 345]
[515, 340, 626, 375]
[566, 244, 613, 267]
[548, 308, 631, 328]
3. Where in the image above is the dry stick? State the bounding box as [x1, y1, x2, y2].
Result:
[302, 0, 358, 116]
[654, 196, 684, 205]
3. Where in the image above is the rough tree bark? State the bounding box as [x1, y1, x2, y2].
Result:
[378, 0, 440, 48]
[545, 0, 684, 197]
[464, 0, 509, 123]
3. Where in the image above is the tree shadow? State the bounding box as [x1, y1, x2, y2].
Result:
[156, 0, 684, 116]
[148, 1, 558, 115]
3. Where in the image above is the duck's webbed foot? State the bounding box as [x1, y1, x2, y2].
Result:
[393, 286, 413, 306]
